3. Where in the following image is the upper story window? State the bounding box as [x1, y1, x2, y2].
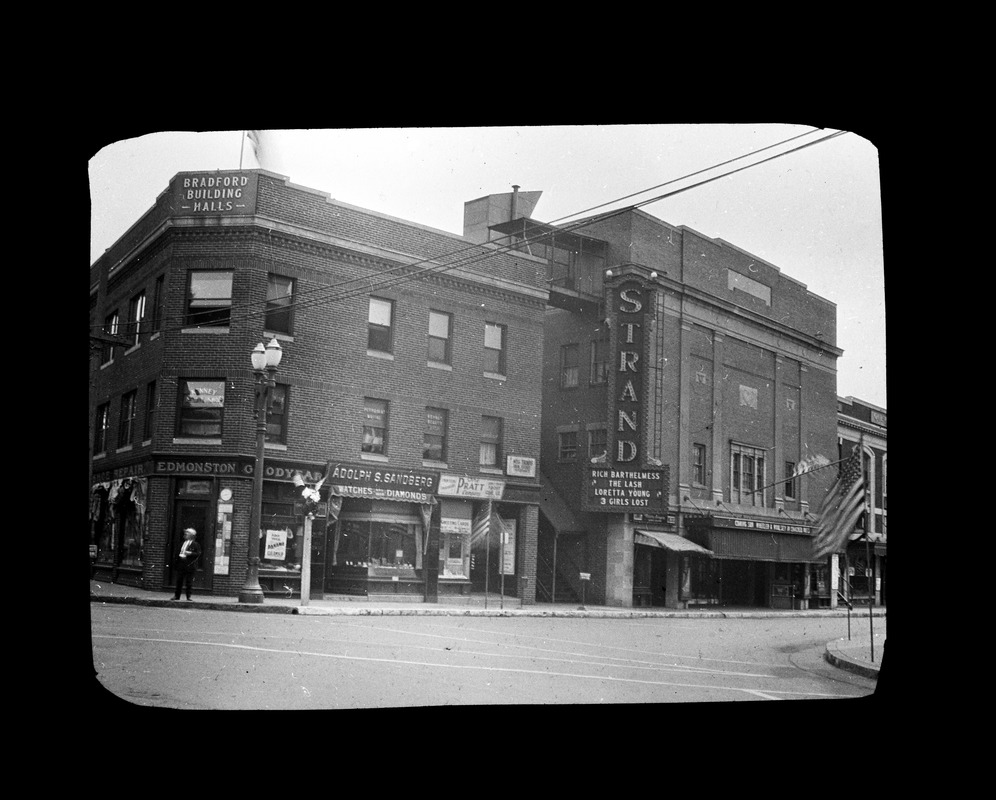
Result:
[424, 407, 448, 462]
[151, 274, 165, 333]
[368, 297, 394, 353]
[784, 461, 796, 499]
[266, 384, 289, 444]
[428, 310, 452, 365]
[186, 271, 233, 328]
[590, 337, 609, 385]
[265, 274, 295, 335]
[731, 443, 766, 506]
[588, 427, 607, 461]
[480, 415, 502, 467]
[93, 403, 110, 455]
[361, 398, 389, 455]
[558, 430, 579, 462]
[484, 323, 506, 375]
[693, 443, 707, 485]
[128, 291, 146, 346]
[101, 310, 119, 365]
[178, 379, 225, 438]
[144, 381, 156, 442]
[560, 344, 580, 388]
[118, 390, 137, 447]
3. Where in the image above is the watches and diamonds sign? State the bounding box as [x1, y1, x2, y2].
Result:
[585, 466, 668, 512]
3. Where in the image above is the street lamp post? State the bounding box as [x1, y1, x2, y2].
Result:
[239, 337, 282, 604]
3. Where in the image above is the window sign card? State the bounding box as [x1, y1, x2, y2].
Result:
[265, 529, 288, 560]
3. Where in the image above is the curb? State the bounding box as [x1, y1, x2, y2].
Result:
[824, 639, 880, 679]
[91, 593, 886, 620]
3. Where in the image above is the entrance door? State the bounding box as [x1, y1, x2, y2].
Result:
[169, 501, 213, 593]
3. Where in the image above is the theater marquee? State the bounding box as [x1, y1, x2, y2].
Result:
[585, 466, 668, 513]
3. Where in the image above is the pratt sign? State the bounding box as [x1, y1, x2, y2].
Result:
[586, 466, 668, 512]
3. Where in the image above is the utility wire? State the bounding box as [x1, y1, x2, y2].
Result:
[93, 128, 845, 336]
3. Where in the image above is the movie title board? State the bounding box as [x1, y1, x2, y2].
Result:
[585, 466, 668, 513]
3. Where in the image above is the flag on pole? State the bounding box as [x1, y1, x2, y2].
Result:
[245, 129, 275, 171]
[792, 453, 830, 478]
[811, 444, 865, 559]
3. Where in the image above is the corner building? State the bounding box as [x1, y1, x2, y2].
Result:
[89, 170, 546, 601]
[486, 202, 844, 609]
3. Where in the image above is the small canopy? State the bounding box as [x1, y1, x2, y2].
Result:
[635, 529, 713, 556]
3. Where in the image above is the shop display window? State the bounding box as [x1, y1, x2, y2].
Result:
[334, 506, 423, 578]
[260, 482, 304, 574]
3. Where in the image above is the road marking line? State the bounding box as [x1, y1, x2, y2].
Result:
[92, 634, 844, 699]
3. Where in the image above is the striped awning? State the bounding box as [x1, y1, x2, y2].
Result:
[635, 530, 713, 556]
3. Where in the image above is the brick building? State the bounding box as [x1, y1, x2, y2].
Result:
[89, 169, 547, 601]
[482, 201, 845, 609]
[835, 396, 887, 606]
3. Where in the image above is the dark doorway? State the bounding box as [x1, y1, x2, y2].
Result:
[169, 499, 213, 593]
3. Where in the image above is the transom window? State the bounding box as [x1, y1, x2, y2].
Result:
[185, 271, 233, 328]
[428, 311, 452, 364]
[368, 297, 394, 353]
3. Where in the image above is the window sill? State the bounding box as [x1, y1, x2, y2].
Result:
[93, 452, 107, 460]
[124, 343, 140, 355]
[150, 332, 161, 342]
[265, 332, 295, 342]
[142, 439, 152, 447]
[360, 453, 389, 462]
[172, 438, 222, 445]
[422, 460, 448, 469]
[483, 372, 507, 381]
[100, 360, 114, 370]
[427, 361, 452, 371]
[367, 350, 394, 360]
[115, 445, 134, 454]
[181, 327, 230, 335]
[479, 467, 505, 475]
[264, 442, 288, 451]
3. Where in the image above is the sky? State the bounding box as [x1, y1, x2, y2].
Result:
[88, 124, 886, 408]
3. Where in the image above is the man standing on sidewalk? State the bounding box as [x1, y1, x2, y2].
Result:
[172, 528, 201, 601]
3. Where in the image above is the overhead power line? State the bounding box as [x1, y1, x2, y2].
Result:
[92, 128, 846, 336]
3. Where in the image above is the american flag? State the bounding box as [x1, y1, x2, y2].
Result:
[811, 444, 866, 559]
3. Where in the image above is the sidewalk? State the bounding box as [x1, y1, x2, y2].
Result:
[89, 579, 885, 678]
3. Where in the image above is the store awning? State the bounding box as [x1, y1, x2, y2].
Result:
[539, 472, 586, 534]
[635, 530, 713, 556]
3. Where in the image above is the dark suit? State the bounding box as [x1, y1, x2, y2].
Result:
[173, 539, 202, 599]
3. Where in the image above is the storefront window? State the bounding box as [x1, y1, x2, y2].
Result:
[334, 503, 423, 577]
[260, 481, 304, 574]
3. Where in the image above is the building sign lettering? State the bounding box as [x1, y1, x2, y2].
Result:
[613, 280, 647, 464]
[174, 171, 257, 216]
[326, 461, 438, 504]
[712, 516, 812, 535]
[585, 466, 668, 512]
[437, 473, 505, 500]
